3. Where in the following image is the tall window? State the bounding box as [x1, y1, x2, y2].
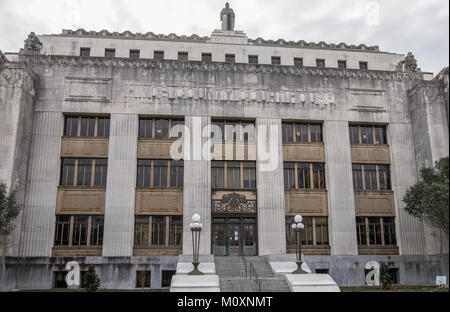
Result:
[211, 120, 255, 142]
[60, 159, 107, 187]
[54, 215, 104, 247]
[356, 217, 397, 247]
[352, 164, 391, 190]
[202, 53, 212, 63]
[137, 160, 183, 188]
[169, 216, 183, 246]
[134, 216, 149, 246]
[284, 162, 325, 190]
[152, 216, 166, 246]
[139, 117, 184, 139]
[286, 216, 329, 247]
[211, 161, 256, 189]
[64, 116, 110, 137]
[282, 122, 323, 143]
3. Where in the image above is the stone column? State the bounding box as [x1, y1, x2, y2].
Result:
[102, 114, 138, 257]
[182, 116, 211, 255]
[323, 120, 358, 256]
[388, 123, 426, 255]
[256, 118, 286, 255]
[19, 111, 62, 257]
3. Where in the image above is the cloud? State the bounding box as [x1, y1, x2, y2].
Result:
[0, 0, 448, 74]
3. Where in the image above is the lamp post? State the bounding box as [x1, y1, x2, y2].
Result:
[292, 214, 307, 274]
[188, 213, 203, 275]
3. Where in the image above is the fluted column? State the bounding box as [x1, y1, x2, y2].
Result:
[182, 116, 211, 255]
[256, 118, 286, 255]
[388, 123, 426, 255]
[102, 114, 138, 257]
[323, 120, 358, 256]
[19, 112, 62, 256]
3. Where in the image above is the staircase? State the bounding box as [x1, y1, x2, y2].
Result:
[214, 256, 290, 292]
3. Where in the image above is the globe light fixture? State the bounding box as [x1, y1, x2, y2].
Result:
[292, 214, 308, 274]
[188, 213, 204, 275]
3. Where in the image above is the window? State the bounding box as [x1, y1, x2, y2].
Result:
[178, 52, 188, 62]
[169, 216, 183, 246]
[352, 164, 391, 190]
[134, 216, 182, 248]
[90, 216, 104, 246]
[64, 116, 110, 137]
[152, 216, 166, 246]
[282, 122, 323, 143]
[359, 61, 368, 70]
[80, 48, 90, 57]
[105, 49, 115, 58]
[338, 60, 347, 69]
[211, 120, 255, 142]
[137, 160, 151, 187]
[202, 53, 212, 63]
[134, 216, 149, 246]
[130, 49, 140, 59]
[162, 270, 176, 288]
[248, 55, 258, 64]
[243, 162, 256, 189]
[136, 270, 151, 288]
[54, 215, 104, 247]
[60, 158, 108, 187]
[271, 56, 281, 65]
[316, 59, 325, 68]
[356, 216, 397, 247]
[54, 271, 68, 288]
[154, 51, 164, 61]
[153, 160, 168, 187]
[283, 162, 325, 190]
[286, 216, 329, 247]
[225, 54, 235, 63]
[294, 57, 303, 67]
[54, 215, 70, 246]
[211, 161, 257, 189]
[315, 269, 329, 274]
[349, 125, 387, 145]
[170, 160, 184, 187]
[139, 117, 184, 139]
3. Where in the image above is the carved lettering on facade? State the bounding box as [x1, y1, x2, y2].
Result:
[124, 82, 335, 109]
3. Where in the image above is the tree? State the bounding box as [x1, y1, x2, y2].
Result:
[0, 183, 21, 238]
[82, 265, 100, 292]
[403, 157, 449, 239]
[379, 263, 392, 290]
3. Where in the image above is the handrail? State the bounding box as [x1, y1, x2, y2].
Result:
[239, 251, 260, 292]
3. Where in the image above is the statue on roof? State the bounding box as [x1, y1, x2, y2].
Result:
[220, 3, 235, 31]
[396, 52, 421, 72]
[20, 32, 42, 56]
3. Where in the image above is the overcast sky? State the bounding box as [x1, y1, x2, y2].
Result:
[0, 0, 448, 74]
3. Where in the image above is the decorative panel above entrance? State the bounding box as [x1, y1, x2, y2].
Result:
[212, 191, 256, 213]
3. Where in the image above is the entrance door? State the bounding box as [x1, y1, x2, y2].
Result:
[227, 223, 241, 256]
[212, 216, 257, 256]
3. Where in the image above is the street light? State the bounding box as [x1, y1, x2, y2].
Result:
[188, 213, 203, 275]
[292, 214, 308, 274]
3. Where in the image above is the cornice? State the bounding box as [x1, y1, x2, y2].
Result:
[25, 55, 422, 82]
[55, 29, 381, 53]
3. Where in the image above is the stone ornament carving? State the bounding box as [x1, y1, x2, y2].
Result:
[0, 50, 7, 66]
[212, 192, 256, 213]
[26, 55, 422, 82]
[396, 52, 421, 73]
[58, 28, 379, 52]
[220, 3, 235, 31]
[0, 68, 35, 96]
[21, 32, 42, 56]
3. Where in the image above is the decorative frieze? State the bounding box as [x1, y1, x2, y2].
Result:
[212, 191, 257, 214]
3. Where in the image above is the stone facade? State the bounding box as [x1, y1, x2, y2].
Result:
[0, 4, 448, 290]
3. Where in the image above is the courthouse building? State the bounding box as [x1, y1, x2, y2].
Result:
[0, 4, 448, 290]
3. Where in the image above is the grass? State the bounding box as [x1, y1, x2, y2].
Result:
[340, 285, 449, 292]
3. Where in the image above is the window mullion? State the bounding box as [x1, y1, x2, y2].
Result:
[148, 216, 152, 247]
[87, 216, 92, 246]
[165, 216, 170, 247]
[68, 216, 74, 247]
[150, 160, 155, 187]
[309, 163, 314, 189]
[361, 165, 366, 190]
[312, 217, 317, 246]
[365, 217, 370, 247]
[380, 217, 385, 246]
[74, 159, 79, 186]
[294, 163, 298, 189]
